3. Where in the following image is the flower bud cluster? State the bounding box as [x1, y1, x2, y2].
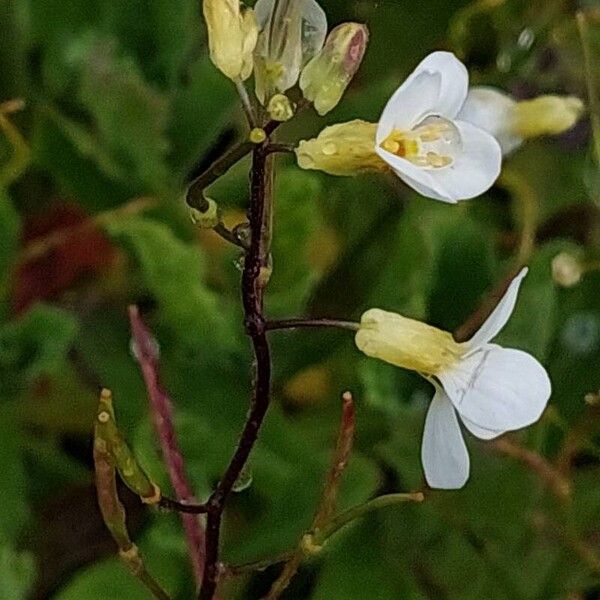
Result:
[203, 0, 369, 117]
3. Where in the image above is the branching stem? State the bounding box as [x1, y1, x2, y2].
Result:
[198, 141, 273, 600]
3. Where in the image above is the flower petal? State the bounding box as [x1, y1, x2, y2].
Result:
[467, 268, 528, 350]
[457, 86, 522, 155]
[376, 120, 502, 202]
[377, 51, 469, 141]
[439, 345, 551, 432]
[460, 415, 505, 440]
[421, 388, 470, 489]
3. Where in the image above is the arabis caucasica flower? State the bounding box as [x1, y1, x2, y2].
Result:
[375, 52, 502, 202]
[458, 87, 584, 155]
[300, 23, 369, 116]
[203, 0, 258, 81]
[296, 51, 502, 202]
[355, 268, 551, 489]
[254, 0, 327, 105]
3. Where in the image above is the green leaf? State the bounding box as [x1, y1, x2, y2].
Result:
[73, 35, 172, 194]
[54, 517, 191, 600]
[0, 411, 29, 542]
[105, 216, 240, 360]
[0, 189, 20, 313]
[427, 209, 497, 332]
[267, 170, 322, 317]
[0, 542, 35, 600]
[312, 517, 425, 600]
[0, 304, 78, 399]
[168, 57, 237, 174]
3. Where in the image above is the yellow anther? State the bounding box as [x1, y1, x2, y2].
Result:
[380, 117, 460, 169]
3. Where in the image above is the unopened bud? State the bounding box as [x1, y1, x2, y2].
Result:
[552, 252, 583, 288]
[300, 23, 368, 116]
[203, 0, 258, 81]
[458, 87, 585, 155]
[190, 198, 220, 229]
[249, 127, 267, 144]
[267, 94, 294, 122]
[512, 96, 584, 140]
[295, 120, 387, 176]
[254, 0, 327, 104]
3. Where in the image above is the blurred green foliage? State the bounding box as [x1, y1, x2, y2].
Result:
[0, 0, 599, 599]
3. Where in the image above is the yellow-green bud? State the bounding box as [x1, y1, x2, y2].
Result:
[300, 23, 369, 116]
[355, 309, 464, 376]
[249, 127, 267, 144]
[203, 0, 258, 81]
[267, 94, 295, 122]
[189, 198, 220, 229]
[295, 120, 387, 176]
[512, 96, 584, 140]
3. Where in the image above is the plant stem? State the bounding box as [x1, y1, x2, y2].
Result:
[129, 307, 206, 587]
[264, 393, 356, 600]
[186, 120, 281, 212]
[159, 497, 209, 514]
[314, 492, 424, 544]
[266, 318, 360, 332]
[235, 79, 257, 128]
[198, 142, 273, 600]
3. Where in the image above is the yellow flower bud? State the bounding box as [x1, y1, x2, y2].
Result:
[300, 23, 369, 116]
[355, 309, 464, 376]
[203, 0, 258, 81]
[295, 120, 387, 176]
[267, 93, 295, 122]
[512, 95, 584, 140]
[189, 198, 220, 229]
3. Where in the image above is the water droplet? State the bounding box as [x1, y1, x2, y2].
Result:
[562, 312, 600, 356]
[234, 254, 246, 272]
[129, 335, 160, 362]
[322, 142, 337, 156]
[517, 28, 535, 50]
[496, 53, 511, 73]
[232, 465, 253, 492]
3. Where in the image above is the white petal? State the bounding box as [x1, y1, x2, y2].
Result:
[457, 86, 522, 155]
[460, 416, 506, 440]
[254, 0, 273, 27]
[376, 120, 502, 202]
[439, 345, 551, 432]
[467, 268, 528, 349]
[421, 388, 470, 489]
[300, 0, 328, 65]
[376, 51, 469, 142]
[376, 146, 457, 202]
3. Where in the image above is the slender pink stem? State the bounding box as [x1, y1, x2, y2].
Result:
[129, 305, 206, 588]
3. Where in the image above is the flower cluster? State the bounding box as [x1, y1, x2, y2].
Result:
[296, 51, 583, 203]
[203, 0, 369, 120]
[200, 0, 579, 490]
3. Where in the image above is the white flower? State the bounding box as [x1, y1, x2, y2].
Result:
[355, 268, 552, 489]
[376, 52, 502, 203]
[254, 0, 327, 104]
[458, 87, 584, 155]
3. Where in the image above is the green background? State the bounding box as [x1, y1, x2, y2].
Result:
[0, 0, 599, 598]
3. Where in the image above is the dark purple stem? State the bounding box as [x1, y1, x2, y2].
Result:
[129, 306, 206, 588]
[197, 143, 273, 600]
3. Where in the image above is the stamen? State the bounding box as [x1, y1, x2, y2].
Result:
[380, 115, 461, 170]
